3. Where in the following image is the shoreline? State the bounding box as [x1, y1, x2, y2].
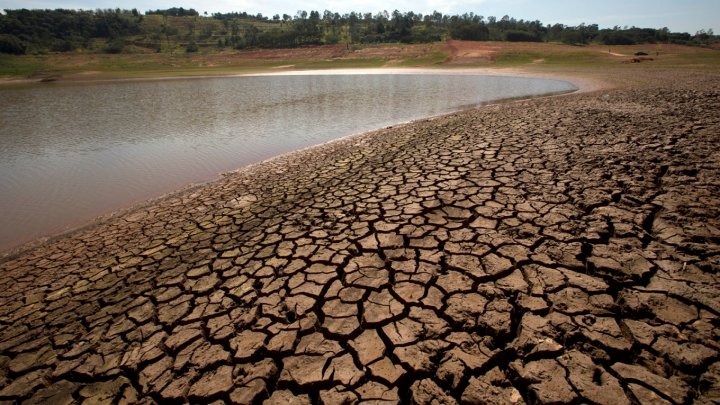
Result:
[0, 68, 606, 259]
[0, 68, 718, 403]
[0, 65, 608, 90]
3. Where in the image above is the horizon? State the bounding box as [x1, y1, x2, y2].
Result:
[1, 0, 717, 35]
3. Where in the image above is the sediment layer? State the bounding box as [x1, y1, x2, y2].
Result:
[0, 71, 719, 404]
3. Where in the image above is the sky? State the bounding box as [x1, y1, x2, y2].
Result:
[2, 0, 717, 34]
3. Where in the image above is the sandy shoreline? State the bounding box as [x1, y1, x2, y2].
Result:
[0, 66, 517, 86]
[0, 65, 609, 92]
[0, 69, 718, 403]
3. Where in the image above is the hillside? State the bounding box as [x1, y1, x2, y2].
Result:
[1, 40, 719, 82]
[1, 8, 717, 57]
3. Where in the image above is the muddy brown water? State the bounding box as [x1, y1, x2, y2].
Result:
[0, 73, 576, 251]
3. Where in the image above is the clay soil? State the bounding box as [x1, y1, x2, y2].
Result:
[0, 68, 718, 404]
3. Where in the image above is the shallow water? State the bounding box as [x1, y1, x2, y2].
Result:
[0, 73, 576, 251]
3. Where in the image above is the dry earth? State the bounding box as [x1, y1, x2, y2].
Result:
[0, 70, 719, 404]
[446, 40, 499, 64]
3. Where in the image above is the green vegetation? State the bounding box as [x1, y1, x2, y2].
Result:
[0, 7, 718, 80]
[0, 54, 50, 75]
[1, 8, 717, 56]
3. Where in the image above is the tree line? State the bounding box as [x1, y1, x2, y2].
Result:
[0, 7, 715, 55]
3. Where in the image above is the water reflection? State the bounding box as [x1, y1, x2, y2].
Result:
[0, 73, 576, 250]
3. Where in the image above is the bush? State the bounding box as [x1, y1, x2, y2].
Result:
[257, 29, 297, 48]
[104, 39, 125, 53]
[185, 42, 199, 52]
[324, 33, 340, 44]
[505, 30, 541, 42]
[50, 40, 76, 52]
[0, 34, 27, 55]
[560, 31, 586, 45]
[601, 33, 635, 45]
[450, 23, 489, 41]
[406, 30, 442, 43]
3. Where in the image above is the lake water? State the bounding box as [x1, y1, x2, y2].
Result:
[0, 72, 576, 251]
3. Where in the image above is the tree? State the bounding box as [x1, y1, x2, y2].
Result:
[506, 30, 541, 42]
[147, 7, 199, 17]
[0, 7, 708, 54]
[449, 22, 489, 41]
[0, 34, 25, 54]
[241, 25, 259, 47]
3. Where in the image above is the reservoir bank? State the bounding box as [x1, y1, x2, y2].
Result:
[0, 70, 576, 251]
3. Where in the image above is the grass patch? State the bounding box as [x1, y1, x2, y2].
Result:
[494, 50, 545, 65]
[488, 43, 720, 70]
[398, 51, 449, 66]
[292, 58, 387, 70]
[0, 55, 57, 77]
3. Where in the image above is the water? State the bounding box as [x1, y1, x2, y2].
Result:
[0, 72, 576, 251]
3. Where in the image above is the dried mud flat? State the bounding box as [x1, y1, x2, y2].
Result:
[1, 70, 719, 404]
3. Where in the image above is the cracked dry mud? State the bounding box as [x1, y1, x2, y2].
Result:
[1, 71, 719, 405]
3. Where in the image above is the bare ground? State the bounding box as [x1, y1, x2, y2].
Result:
[0, 70, 719, 404]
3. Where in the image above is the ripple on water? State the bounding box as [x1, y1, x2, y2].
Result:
[0, 73, 576, 250]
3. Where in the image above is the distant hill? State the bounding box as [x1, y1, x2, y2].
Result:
[0, 8, 716, 55]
